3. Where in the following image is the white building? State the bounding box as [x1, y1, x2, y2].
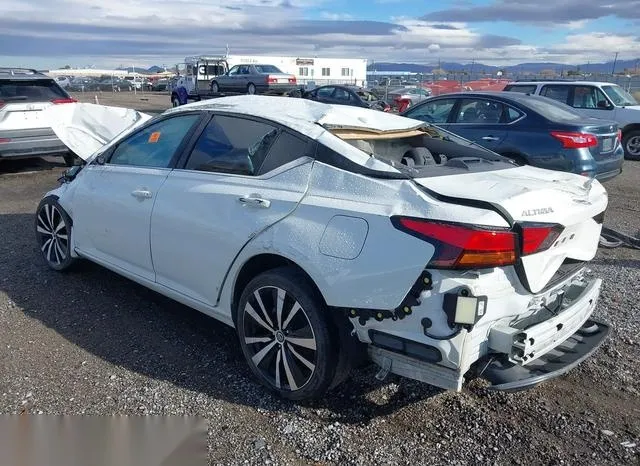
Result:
[226, 56, 368, 87]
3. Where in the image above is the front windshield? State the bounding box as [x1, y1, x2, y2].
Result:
[602, 85, 638, 106]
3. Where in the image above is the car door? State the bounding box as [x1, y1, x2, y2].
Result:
[220, 66, 239, 91]
[447, 98, 508, 151]
[539, 84, 572, 106]
[568, 85, 616, 120]
[332, 87, 357, 107]
[72, 113, 202, 281]
[402, 98, 457, 128]
[312, 86, 336, 104]
[150, 114, 315, 307]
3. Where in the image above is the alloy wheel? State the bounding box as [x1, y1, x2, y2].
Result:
[36, 203, 69, 266]
[626, 135, 640, 157]
[241, 286, 317, 391]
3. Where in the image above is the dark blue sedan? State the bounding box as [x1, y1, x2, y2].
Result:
[401, 91, 624, 181]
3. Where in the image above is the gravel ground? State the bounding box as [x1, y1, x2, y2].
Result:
[0, 158, 639, 465]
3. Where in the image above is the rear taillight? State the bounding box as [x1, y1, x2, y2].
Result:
[0, 100, 4, 109]
[392, 217, 517, 269]
[0, 138, 11, 143]
[267, 76, 278, 84]
[617, 129, 622, 142]
[520, 224, 563, 255]
[288, 77, 297, 84]
[550, 131, 597, 149]
[51, 98, 77, 104]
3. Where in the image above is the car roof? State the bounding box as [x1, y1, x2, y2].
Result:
[507, 81, 618, 86]
[164, 95, 425, 135]
[432, 90, 558, 104]
[0, 68, 52, 81]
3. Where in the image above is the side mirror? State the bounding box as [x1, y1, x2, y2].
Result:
[58, 164, 83, 183]
[597, 100, 612, 109]
[95, 155, 106, 165]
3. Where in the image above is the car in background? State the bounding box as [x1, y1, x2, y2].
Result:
[95, 78, 133, 92]
[67, 77, 98, 92]
[54, 76, 71, 89]
[210, 64, 297, 95]
[503, 80, 640, 160]
[402, 91, 624, 181]
[151, 78, 170, 92]
[303, 85, 390, 111]
[0, 67, 77, 165]
[37, 95, 610, 400]
[386, 87, 432, 111]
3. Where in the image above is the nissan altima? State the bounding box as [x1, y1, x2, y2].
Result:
[35, 96, 610, 400]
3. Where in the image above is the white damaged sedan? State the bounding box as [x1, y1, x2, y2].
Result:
[35, 96, 609, 400]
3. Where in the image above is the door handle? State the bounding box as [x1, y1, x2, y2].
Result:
[238, 196, 271, 208]
[482, 136, 500, 141]
[131, 189, 153, 199]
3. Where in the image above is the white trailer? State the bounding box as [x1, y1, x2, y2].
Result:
[226, 56, 368, 87]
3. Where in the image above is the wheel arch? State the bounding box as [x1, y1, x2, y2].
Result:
[621, 123, 640, 136]
[231, 253, 327, 325]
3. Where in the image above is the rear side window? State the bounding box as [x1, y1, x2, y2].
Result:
[0, 79, 68, 103]
[317, 87, 334, 98]
[454, 99, 504, 124]
[258, 132, 310, 174]
[504, 85, 537, 94]
[506, 107, 523, 122]
[540, 85, 570, 104]
[184, 115, 278, 175]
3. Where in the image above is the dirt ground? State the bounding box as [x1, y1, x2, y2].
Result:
[69, 90, 171, 114]
[0, 149, 639, 464]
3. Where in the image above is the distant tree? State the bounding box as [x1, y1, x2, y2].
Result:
[63, 65, 71, 69]
[567, 70, 581, 76]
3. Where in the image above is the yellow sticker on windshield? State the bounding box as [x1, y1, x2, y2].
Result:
[148, 132, 161, 143]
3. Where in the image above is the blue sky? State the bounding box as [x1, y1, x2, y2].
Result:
[1, 0, 638, 69]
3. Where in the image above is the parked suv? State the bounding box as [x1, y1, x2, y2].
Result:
[503, 80, 640, 159]
[0, 68, 77, 165]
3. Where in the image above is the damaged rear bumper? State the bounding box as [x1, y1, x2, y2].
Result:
[478, 319, 609, 391]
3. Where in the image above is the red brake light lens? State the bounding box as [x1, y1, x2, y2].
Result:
[521, 224, 563, 255]
[288, 77, 297, 84]
[267, 76, 278, 84]
[51, 98, 77, 104]
[392, 217, 517, 269]
[550, 131, 598, 149]
[0, 100, 5, 109]
[617, 129, 622, 142]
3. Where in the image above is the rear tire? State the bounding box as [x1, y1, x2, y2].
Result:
[236, 267, 337, 400]
[501, 153, 527, 166]
[622, 130, 640, 160]
[211, 81, 219, 94]
[247, 83, 256, 95]
[35, 197, 75, 271]
[171, 95, 180, 107]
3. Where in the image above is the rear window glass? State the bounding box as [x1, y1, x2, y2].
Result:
[254, 65, 282, 74]
[523, 96, 581, 121]
[0, 79, 67, 103]
[504, 85, 537, 94]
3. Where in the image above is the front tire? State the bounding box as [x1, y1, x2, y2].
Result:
[622, 130, 640, 160]
[236, 267, 337, 400]
[171, 95, 180, 107]
[35, 197, 75, 271]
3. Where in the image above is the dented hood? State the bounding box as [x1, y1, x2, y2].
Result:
[43, 102, 152, 160]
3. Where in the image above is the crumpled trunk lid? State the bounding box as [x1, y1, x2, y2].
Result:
[414, 165, 607, 293]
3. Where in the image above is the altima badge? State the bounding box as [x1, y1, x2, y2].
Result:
[521, 207, 554, 216]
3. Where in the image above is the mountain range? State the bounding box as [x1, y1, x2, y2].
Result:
[113, 59, 640, 76]
[368, 59, 640, 75]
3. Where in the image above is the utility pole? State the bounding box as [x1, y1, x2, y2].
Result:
[612, 52, 619, 76]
